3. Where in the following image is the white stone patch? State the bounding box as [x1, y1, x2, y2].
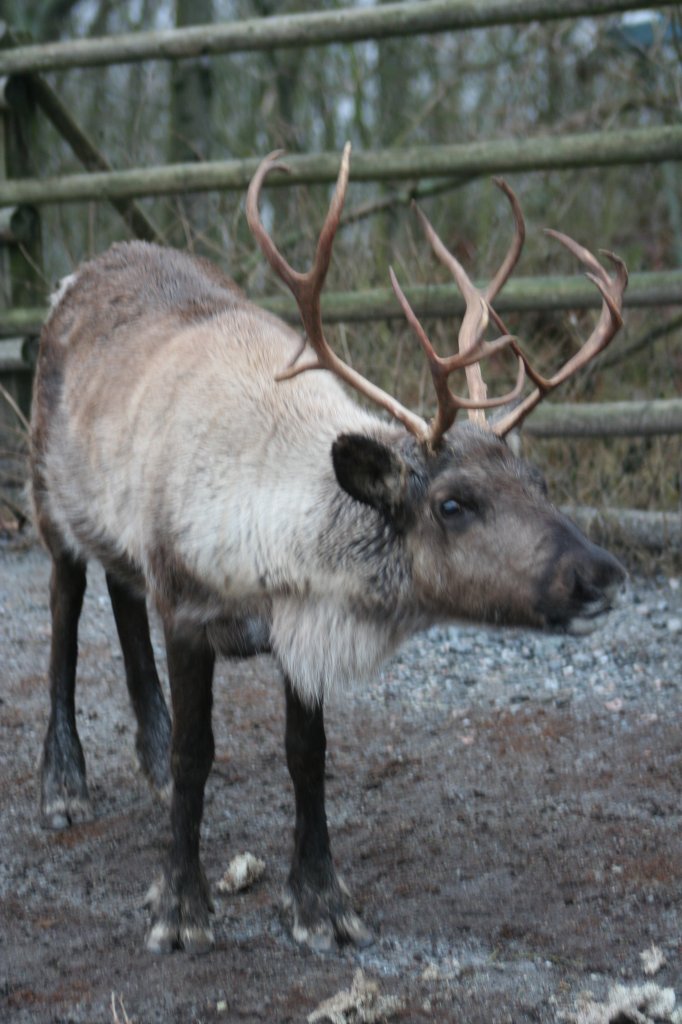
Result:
[640, 944, 667, 977]
[216, 852, 265, 894]
[307, 969, 403, 1024]
[145, 921, 173, 953]
[562, 982, 680, 1024]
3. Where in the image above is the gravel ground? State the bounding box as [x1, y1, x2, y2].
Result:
[379, 576, 681, 714]
[1, 535, 681, 1023]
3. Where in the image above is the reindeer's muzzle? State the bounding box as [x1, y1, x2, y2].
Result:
[540, 518, 627, 634]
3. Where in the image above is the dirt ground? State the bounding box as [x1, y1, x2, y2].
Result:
[1, 537, 680, 1024]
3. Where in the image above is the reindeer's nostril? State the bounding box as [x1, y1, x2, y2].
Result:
[561, 553, 627, 634]
[570, 570, 600, 607]
[571, 542, 626, 606]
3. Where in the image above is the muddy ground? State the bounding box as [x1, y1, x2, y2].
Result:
[1, 538, 680, 1024]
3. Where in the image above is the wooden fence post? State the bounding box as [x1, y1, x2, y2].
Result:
[0, 27, 43, 498]
[1, 71, 43, 307]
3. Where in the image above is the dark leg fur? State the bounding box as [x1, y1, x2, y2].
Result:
[106, 573, 172, 800]
[40, 554, 90, 829]
[145, 621, 215, 954]
[283, 677, 372, 951]
[208, 614, 271, 659]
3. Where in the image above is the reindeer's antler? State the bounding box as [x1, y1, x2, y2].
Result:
[247, 147, 627, 451]
[490, 234, 628, 436]
[392, 180, 627, 444]
[390, 179, 527, 446]
[246, 142, 430, 443]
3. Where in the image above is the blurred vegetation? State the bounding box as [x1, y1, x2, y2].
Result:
[0, 1, 680, 537]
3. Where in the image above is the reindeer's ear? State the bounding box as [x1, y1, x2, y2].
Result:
[332, 434, 407, 517]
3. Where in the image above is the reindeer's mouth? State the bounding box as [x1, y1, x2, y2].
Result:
[566, 597, 617, 635]
[547, 578, 626, 636]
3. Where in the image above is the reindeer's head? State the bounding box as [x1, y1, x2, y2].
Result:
[247, 145, 626, 634]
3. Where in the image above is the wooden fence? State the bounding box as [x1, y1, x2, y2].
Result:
[0, 1, 680, 546]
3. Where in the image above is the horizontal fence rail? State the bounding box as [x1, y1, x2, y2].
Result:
[258, 271, 682, 322]
[0, 0, 675, 75]
[526, 398, 682, 438]
[1, 270, 680, 340]
[564, 506, 682, 554]
[0, 126, 680, 208]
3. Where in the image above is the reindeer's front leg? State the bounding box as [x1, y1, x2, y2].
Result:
[145, 622, 215, 954]
[283, 676, 372, 951]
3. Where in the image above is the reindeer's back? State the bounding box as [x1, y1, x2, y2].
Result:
[33, 240, 245, 423]
[29, 241, 371, 600]
[31, 242, 268, 560]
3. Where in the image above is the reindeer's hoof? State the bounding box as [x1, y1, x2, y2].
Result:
[40, 762, 93, 829]
[146, 919, 215, 955]
[135, 752, 172, 807]
[144, 873, 215, 955]
[282, 875, 373, 952]
[40, 731, 92, 829]
[41, 793, 93, 831]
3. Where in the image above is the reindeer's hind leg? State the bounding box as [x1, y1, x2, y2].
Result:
[106, 573, 172, 801]
[282, 676, 372, 951]
[40, 552, 89, 829]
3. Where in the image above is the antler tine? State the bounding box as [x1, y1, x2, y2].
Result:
[406, 193, 529, 445]
[492, 234, 628, 437]
[412, 202, 490, 424]
[312, 143, 350, 290]
[414, 178, 525, 344]
[246, 145, 346, 368]
[246, 149, 300, 293]
[247, 144, 430, 442]
[389, 267, 525, 443]
[485, 178, 526, 305]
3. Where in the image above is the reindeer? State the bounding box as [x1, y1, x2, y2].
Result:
[30, 144, 627, 954]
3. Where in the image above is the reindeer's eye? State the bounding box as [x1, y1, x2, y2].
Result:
[433, 488, 479, 530]
[440, 498, 463, 518]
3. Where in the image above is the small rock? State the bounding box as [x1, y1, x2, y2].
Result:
[640, 944, 667, 976]
[216, 852, 265, 894]
[307, 969, 403, 1024]
[564, 982, 678, 1024]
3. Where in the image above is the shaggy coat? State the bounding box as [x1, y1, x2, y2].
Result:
[31, 240, 624, 953]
